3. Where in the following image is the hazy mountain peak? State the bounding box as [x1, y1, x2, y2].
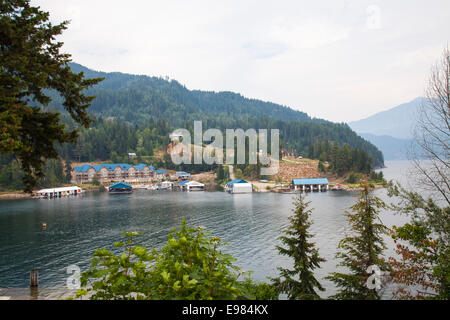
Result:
[348, 97, 425, 139]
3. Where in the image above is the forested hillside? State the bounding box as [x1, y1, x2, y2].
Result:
[1, 63, 386, 190]
[50, 63, 384, 167]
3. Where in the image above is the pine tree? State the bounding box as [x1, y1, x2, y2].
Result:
[216, 165, 224, 181]
[0, 0, 103, 192]
[271, 194, 325, 300]
[327, 182, 390, 300]
[64, 159, 73, 183]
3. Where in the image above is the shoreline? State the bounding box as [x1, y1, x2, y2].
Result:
[0, 187, 102, 200]
[0, 182, 385, 200]
[0, 287, 80, 300]
[0, 192, 32, 200]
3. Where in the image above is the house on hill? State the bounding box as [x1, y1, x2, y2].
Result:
[175, 171, 191, 181]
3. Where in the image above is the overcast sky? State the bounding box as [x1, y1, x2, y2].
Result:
[32, 0, 450, 122]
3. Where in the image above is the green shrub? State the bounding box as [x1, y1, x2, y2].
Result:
[346, 173, 357, 184]
[75, 219, 274, 300]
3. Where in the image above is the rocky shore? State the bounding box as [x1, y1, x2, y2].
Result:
[0, 193, 32, 200]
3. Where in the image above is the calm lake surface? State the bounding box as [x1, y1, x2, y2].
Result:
[0, 161, 417, 298]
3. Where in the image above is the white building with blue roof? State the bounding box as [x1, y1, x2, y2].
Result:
[175, 171, 191, 180]
[225, 179, 253, 194]
[291, 178, 329, 192]
[72, 163, 155, 183]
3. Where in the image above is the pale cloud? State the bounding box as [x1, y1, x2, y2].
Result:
[31, 0, 450, 122]
[267, 18, 351, 49]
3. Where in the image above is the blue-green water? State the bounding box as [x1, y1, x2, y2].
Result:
[0, 161, 414, 297]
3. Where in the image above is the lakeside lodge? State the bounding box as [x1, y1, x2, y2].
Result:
[72, 163, 166, 184]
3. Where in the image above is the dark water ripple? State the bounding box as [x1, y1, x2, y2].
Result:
[0, 161, 416, 298]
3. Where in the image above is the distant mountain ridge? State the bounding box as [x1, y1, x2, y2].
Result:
[348, 97, 424, 139]
[67, 63, 316, 124]
[348, 98, 425, 160]
[357, 133, 413, 160]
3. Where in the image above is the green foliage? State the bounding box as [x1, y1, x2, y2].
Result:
[91, 172, 101, 186]
[327, 182, 390, 300]
[241, 279, 279, 300]
[370, 171, 385, 183]
[0, 158, 24, 190]
[271, 194, 325, 300]
[0, 1, 103, 192]
[346, 172, 357, 184]
[57, 117, 170, 163]
[75, 219, 269, 300]
[234, 168, 243, 179]
[387, 182, 450, 299]
[0, 156, 69, 190]
[38, 159, 64, 188]
[64, 159, 72, 183]
[318, 160, 325, 173]
[308, 140, 375, 176]
[216, 165, 224, 181]
[215, 165, 231, 186]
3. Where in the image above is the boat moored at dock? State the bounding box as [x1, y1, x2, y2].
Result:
[36, 186, 83, 199]
[108, 182, 133, 194]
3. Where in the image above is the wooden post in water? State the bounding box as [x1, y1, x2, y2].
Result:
[30, 269, 38, 287]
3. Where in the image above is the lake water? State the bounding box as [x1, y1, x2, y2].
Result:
[0, 161, 417, 298]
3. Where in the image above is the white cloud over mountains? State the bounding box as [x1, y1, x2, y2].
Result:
[32, 0, 450, 122]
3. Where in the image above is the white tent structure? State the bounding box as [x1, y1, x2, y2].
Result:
[36, 186, 83, 198]
[179, 180, 205, 191]
[225, 180, 253, 194]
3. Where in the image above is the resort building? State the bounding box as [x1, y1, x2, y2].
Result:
[225, 179, 253, 194]
[72, 163, 155, 184]
[291, 178, 329, 192]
